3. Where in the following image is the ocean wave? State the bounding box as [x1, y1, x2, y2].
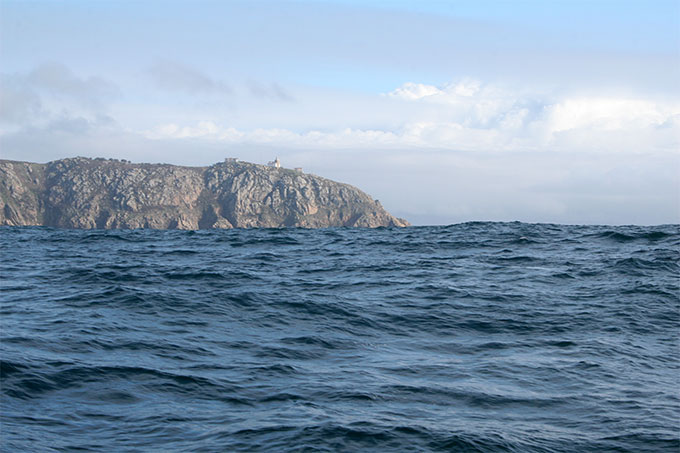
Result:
[1, 222, 678, 452]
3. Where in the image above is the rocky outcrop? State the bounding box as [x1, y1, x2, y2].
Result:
[0, 157, 409, 229]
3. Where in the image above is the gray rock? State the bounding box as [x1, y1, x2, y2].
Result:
[0, 157, 409, 229]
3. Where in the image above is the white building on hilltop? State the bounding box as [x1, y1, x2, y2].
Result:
[267, 157, 281, 168]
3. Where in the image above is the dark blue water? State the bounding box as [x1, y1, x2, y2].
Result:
[1, 223, 678, 452]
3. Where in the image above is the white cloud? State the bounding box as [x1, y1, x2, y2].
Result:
[5, 67, 676, 157]
[146, 120, 221, 139]
[547, 97, 672, 133]
[388, 82, 441, 100]
[388, 79, 485, 102]
[385, 80, 680, 152]
[140, 80, 679, 154]
[143, 122, 402, 148]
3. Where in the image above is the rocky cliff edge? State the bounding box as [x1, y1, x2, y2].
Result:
[0, 157, 409, 229]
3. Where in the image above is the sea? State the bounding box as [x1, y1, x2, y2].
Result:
[1, 223, 678, 452]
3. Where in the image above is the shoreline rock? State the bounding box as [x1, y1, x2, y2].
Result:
[0, 157, 409, 229]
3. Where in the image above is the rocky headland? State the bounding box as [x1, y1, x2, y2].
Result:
[0, 157, 409, 229]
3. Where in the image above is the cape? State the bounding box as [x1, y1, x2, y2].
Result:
[0, 157, 409, 229]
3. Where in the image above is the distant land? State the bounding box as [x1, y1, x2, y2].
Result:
[0, 157, 409, 230]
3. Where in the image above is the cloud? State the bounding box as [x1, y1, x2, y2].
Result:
[547, 98, 671, 132]
[148, 60, 231, 95]
[140, 78, 679, 154]
[26, 62, 120, 109]
[388, 79, 482, 100]
[247, 80, 294, 102]
[143, 122, 403, 147]
[0, 76, 41, 124]
[11, 67, 670, 157]
[0, 63, 120, 130]
[147, 61, 295, 102]
[388, 82, 441, 100]
[385, 80, 680, 152]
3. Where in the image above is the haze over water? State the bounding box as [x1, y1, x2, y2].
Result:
[2, 223, 678, 452]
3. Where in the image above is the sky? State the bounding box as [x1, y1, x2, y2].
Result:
[1, 0, 678, 225]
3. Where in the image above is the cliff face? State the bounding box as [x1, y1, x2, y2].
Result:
[0, 158, 409, 229]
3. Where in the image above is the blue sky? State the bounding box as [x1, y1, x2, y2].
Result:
[1, 0, 678, 224]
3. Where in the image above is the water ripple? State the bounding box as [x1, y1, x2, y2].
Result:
[1, 223, 678, 452]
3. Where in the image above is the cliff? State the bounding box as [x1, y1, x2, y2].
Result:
[0, 157, 409, 229]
